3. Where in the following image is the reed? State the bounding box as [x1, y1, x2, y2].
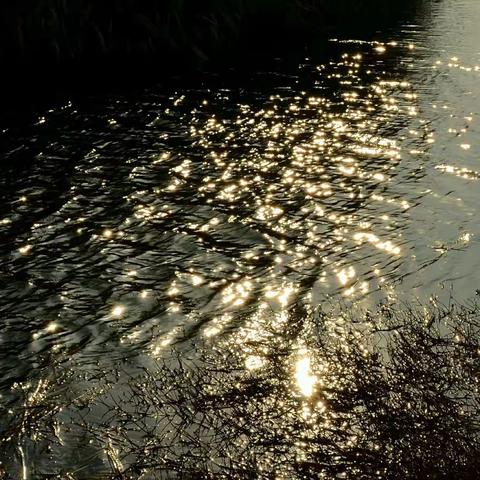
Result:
[0, 0, 421, 71]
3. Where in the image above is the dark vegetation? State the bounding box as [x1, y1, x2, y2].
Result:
[1, 1, 421, 85]
[1, 301, 480, 479]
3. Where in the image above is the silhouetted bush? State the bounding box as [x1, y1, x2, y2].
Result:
[1, 300, 480, 479]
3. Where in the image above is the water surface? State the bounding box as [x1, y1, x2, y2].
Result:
[1, 0, 480, 477]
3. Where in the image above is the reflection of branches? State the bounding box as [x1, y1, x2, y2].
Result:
[2, 301, 480, 479]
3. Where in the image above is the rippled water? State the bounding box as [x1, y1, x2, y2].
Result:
[1, 0, 480, 477]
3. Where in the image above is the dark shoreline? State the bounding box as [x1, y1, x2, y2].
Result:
[1, 1, 424, 103]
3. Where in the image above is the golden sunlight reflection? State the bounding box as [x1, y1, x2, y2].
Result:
[265, 284, 296, 307]
[150, 327, 183, 356]
[111, 305, 125, 318]
[45, 322, 59, 333]
[337, 266, 356, 286]
[167, 282, 180, 297]
[295, 350, 318, 398]
[435, 164, 479, 180]
[222, 280, 254, 307]
[191, 274, 204, 286]
[134, 36, 452, 387]
[18, 245, 32, 255]
[245, 355, 265, 371]
[204, 314, 233, 338]
[255, 205, 284, 221]
[353, 232, 401, 255]
[459, 232, 472, 243]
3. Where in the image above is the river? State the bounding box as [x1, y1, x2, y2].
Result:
[1, 0, 480, 478]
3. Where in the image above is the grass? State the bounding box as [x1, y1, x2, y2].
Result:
[1, 299, 480, 479]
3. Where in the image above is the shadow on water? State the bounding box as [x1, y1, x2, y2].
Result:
[0, 0, 423, 104]
[0, 0, 427, 123]
[1, 300, 480, 479]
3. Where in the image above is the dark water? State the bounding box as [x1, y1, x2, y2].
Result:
[1, 0, 480, 478]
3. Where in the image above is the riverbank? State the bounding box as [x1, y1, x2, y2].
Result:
[1, 0, 422, 97]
